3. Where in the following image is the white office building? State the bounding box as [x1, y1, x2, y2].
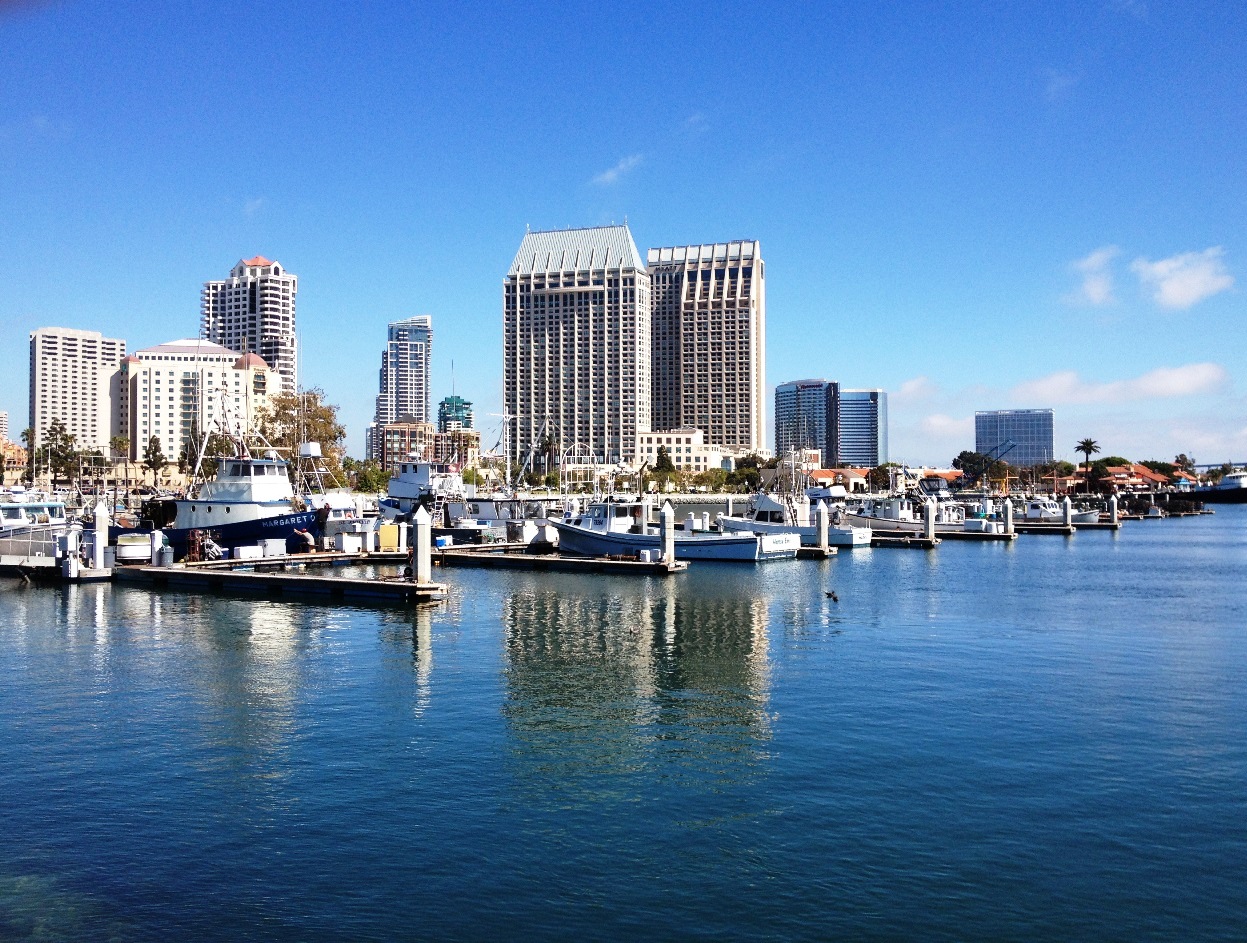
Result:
[647, 241, 766, 453]
[28, 327, 127, 453]
[201, 256, 299, 395]
[121, 339, 278, 463]
[0, 410, 8, 443]
[504, 225, 651, 466]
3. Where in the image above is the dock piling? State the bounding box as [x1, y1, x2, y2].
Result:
[1003, 498, 1014, 535]
[413, 506, 432, 583]
[815, 499, 829, 552]
[660, 501, 676, 563]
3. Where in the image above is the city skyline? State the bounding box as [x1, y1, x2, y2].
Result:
[1, 2, 1243, 466]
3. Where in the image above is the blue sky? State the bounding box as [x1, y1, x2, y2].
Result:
[2, 0, 1243, 466]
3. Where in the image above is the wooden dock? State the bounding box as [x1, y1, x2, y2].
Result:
[113, 564, 447, 604]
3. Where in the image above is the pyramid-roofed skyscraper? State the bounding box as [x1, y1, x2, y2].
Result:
[503, 225, 651, 467]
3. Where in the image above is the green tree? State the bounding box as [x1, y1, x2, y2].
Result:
[692, 468, 728, 492]
[20, 427, 36, 484]
[1139, 459, 1177, 478]
[1075, 438, 1100, 492]
[868, 462, 900, 492]
[352, 460, 391, 493]
[41, 420, 78, 487]
[109, 435, 130, 462]
[256, 388, 347, 482]
[143, 436, 168, 485]
[654, 445, 676, 473]
[1174, 453, 1196, 474]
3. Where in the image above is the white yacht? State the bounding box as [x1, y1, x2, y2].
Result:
[719, 492, 871, 548]
[552, 500, 799, 562]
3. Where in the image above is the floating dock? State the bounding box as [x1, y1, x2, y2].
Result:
[1012, 522, 1076, 535]
[939, 530, 1017, 542]
[870, 534, 940, 549]
[113, 564, 447, 604]
[435, 544, 687, 575]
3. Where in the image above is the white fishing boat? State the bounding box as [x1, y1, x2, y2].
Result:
[1022, 497, 1100, 524]
[551, 499, 798, 562]
[378, 459, 465, 521]
[0, 497, 70, 557]
[111, 397, 319, 559]
[846, 496, 1007, 536]
[719, 492, 871, 548]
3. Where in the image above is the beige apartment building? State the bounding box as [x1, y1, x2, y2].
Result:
[28, 327, 127, 453]
[201, 256, 299, 395]
[121, 339, 278, 462]
[647, 241, 766, 453]
[504, 225, 651, 467]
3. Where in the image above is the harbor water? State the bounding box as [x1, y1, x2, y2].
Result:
[2, 508, 1245, 940]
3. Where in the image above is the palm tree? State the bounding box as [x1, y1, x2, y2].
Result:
[1076, 438, 1100, 493]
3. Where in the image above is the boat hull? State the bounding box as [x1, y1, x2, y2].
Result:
[718, 516, 871, 547]
[111, 510, 321, 560]
[1179, 487, 1247, 504]
[550, 520, 796, 561]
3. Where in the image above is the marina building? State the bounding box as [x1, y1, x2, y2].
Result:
[774, 379, 840, 468]
[120, 339, 278, 463]
[201, 256, 299, 395]
[374, 316, 433, 428]
[504, 225, 651, 466]
[647, 241, 766, 453]
[634, 428, 724, 475]
[28, 327, 127, 453]
[975, 408, 1054, 467]
[374, 420, 480, 470]
[837, 390, 888, 467]
[437, 395, 474, 433]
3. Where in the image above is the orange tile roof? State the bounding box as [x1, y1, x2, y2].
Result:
[243, 255, 273, 267]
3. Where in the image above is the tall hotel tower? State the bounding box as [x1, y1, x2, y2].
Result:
[28, 327, 127, 452]
[374, 316, 433, 426]
[647, 241, 766, 452]
[504, 225, 651, 466]
[201, 256, 299, 394]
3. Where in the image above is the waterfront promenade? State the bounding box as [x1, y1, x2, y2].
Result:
[1, 507, 1244, 940]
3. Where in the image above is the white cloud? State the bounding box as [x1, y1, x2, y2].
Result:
[1131, 247, 1234, 309]
[591, 154, 643, 186]
[920, 414, 974, 436]
[892, 376, 940, 404]
[1009, 362, 1227, 405]
[684, 113, 709, 132]
[1065, 245, 1119, 306]
[243, 197, 265, 216]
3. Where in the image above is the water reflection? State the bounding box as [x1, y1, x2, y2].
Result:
[502, 577, 772, 802]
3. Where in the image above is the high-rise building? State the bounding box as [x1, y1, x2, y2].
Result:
[503, 225, 651, 466]
[774, 379, 840, 468]
[201, 256, 299, 395]
[121, 339, 278, 463]
[28, 327, 127, 453]
[838, 389, 888, 467]
[374, 316, 433, 428]
[437, 395, 473, 433]
[647, 241, 766, 452]
[0, 410, 8, 443]
[975, 409, 1054, 467]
